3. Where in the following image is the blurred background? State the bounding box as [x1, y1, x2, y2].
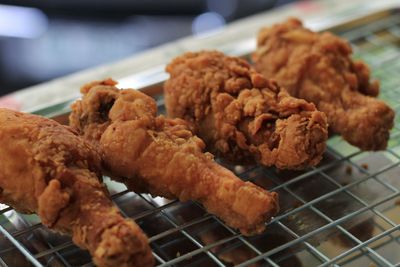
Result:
[0, 0, 297, 96]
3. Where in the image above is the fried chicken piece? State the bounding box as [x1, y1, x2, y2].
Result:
[253, 18, 395, 150]
[0, 108, 153, 267]
[69, 79, 279, 236]
[164, 51, 328, 169]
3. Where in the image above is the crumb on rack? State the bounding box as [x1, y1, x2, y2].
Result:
[293, 201, 303, 208]
[345, 166, 352, 175]
[361, 163, 369, 170]
[287, 214, 295, 222]
[234, 165, 245, 173]
[395, 198, 400, 206]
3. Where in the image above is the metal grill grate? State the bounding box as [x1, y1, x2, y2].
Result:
[1, 10, 400, 267]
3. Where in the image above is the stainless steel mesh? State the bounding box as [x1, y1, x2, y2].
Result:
[1, 9, 400, 267]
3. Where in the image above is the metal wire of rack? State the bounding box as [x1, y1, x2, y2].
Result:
[1, 9, 400, 267]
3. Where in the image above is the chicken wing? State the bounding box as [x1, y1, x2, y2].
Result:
[253, 18, 395, 150]
[69, 79, 279, 236]
[164, 51, 328, 169]
[0, 108, 153, 267]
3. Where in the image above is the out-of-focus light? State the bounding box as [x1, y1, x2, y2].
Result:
[0, 4, 48, 38]
[192, 12, 226, 36]
[207, 0, 238, 18]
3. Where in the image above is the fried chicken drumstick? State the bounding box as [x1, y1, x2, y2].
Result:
[69, 79, 279, 235]
[164, 51, 328, 169]
[0, 108, 153, 267]
[253, 18, 395, 150]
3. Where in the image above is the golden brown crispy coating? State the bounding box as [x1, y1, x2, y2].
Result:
[70, 80, 279, 235]
[0, 108, 153, 267]
[164, 51, 328, 169]
[253, 18, 395, 150]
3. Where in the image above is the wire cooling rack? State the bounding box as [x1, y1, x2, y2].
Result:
[1, 9, 400, 267]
